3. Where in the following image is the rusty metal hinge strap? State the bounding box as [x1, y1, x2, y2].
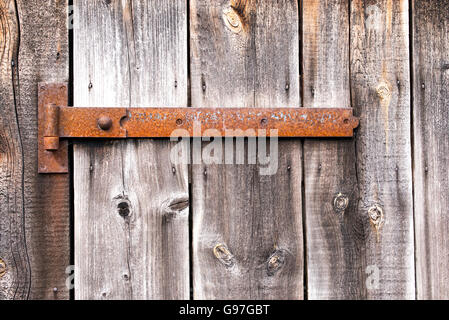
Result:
[38, 83, 359, 174]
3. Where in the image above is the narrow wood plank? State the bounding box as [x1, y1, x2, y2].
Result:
[303, 0, 415, 299]
[302, 0, 356, 299]
[191, 0, 303, 299]
[413, 0, 449, 300]
[74, 0, 189, 299]
[0, 0, 69, 299]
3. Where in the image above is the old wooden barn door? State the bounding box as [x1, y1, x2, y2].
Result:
[71, 0, 413, 299]
[2, 0, 445, 299]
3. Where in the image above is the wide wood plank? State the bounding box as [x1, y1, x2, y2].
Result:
[191, 0, 303, 299]
[0, 0, 69, 299]
[73, 0, 189, 299]
[413, 0, 449, 300]
[303, 0, 415, 299]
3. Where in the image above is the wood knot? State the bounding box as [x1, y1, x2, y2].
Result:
[333, 193, 349, 213]
[117, 202, 130, 217]
[376, 82, 391, 101]
[267, 250, 286, 276]
[113, 194, 132, 219]
[213, 243, 235, 268]
[223, 8, 243, 33]
[368, 204, 384, 241]
[0, 258, 6, 278]
[162, 194, 189, 222]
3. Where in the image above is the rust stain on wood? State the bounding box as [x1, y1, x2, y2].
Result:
[230, 0, 248, 16]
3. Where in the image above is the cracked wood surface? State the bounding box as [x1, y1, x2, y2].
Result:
[73, 0, 189, 299]
[190, 0, 303, 299]
[0, 0, 69, 299]
[303, 0, 415, 299]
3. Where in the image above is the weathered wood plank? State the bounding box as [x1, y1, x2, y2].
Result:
[349, 0, 415, 299]
[303, 0, 415, 299]
[0, 0, 69, 299]
[302, 0, 355, 299]
[74, 0, 189, 299]
[191, 0, 303, 299]
[413, 0, 449, 300]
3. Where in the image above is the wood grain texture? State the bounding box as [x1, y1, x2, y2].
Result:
[73, 0, 189, 299]
[190, 0, 303, 299]
[413, 0, 449, 300]
[303, 0, 415, 299]
[0, 0, 69, 300]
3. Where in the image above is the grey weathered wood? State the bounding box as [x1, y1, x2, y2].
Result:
[191, 0, 303, 299]
[303, 0, 415, 299]
[73, 0, 189, 299]
[413, 0, 449, 300]
[0, 0, 69, 300]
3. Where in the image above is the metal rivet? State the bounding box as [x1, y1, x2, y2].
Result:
[176, 118, 183, 126]
[261, 118, 268, 125]
[97, 116, 113, 131]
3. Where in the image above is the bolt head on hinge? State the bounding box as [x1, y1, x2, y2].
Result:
[97, 116, 113, 131]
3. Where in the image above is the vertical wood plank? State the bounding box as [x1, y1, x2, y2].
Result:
[0, 0, 69, 299]
[74, 0, 189, 299]
[303, 0, 415, 299]
[350, 0, 415, 299]
[302, 0, 355, 299]
[413, 0, 449, 300]
[191, 0, 303, 299]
